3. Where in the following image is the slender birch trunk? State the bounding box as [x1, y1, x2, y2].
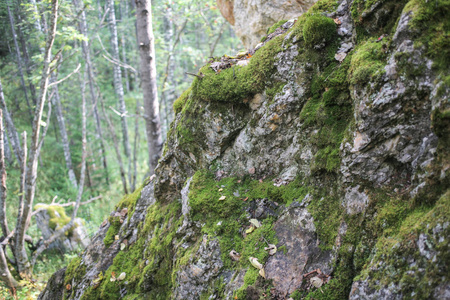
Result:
[100, 98, 128, 194]
[162, 2, 174, 134]
[136, 0, 163, 174]
[31, 68, 88, 264]
[4, 130, 12, 164]
[0, 110, 9, 239]
[0, 78, 21, 164]
[14, 0, 59, 277]
[107, 0, 131, 158]
[73, 0, 110, 185]
[7, 3, 33, 120]
[131, 100, 139, 192]
[121, 34, 131, 93]
[50, 74, 78, 188]
[0, 246, 18, 290]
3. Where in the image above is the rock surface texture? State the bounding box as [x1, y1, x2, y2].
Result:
[218, 0, 318, 49]
[43, 0, 449, 299]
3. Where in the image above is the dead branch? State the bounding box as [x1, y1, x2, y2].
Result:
[97, 35, 138, 74]
[47, 63, 81, 87]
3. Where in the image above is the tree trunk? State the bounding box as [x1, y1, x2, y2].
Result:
[14, 0, 59, 277]
[162, 1, 174, 134]
[136, 0, 163, 174]
[131, 100, 140, 192]
[31, 68, 88, 265]
[0, 246, 18, 291]
[121, 34, 130, 93]
[50, 74, 78, 188]
[15, 9, 38, 105]
[7, 2, 33, 121]
[107, 0, 131, 158]
[73, 0, 110, 185]
[0, 110, 9, 239]
[0, 79, 21, 165]
[100, 98, 128, 194]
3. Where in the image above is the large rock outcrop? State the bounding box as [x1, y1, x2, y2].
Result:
[42, 0, 449, 299]
[218, 0, 318, 49]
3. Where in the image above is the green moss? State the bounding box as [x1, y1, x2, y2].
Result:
[64, 256, 82, 286]
[64, 256, 86, 298]
[191, 34, 284, 103]
[308, 191, 343, 250]
[303, 15, 336, 48]
[348, 38, 388, 85]
[267, 19, 288, 35]
[34, 204, 77, 236]
[83, 200, 182, 299]
[404, 0, 450, 73]
[300, 54, 353, 174]
[265, 81, 286, 104]
[188, 170, 308, 298]
[357, 192, 449, 297]
[103, 216, 122, 248]
[308, 0, 339, 13]
[173, 87, 192, 114]
[115, 184, 144, 221]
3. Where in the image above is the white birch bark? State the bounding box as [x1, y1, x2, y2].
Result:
[136, 0, 163, 174]
[107, 0, 131, 158]
[73, 0, 110, 185]
[50, 74, 78, 188]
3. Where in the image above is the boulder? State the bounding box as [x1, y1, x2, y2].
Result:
[218, 0, 318, 48]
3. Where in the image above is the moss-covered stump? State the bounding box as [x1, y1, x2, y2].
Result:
[43, 0, 449, 299]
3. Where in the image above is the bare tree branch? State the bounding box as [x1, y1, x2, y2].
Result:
[47, 63, 81, 87]
[97, 35, 138, 74]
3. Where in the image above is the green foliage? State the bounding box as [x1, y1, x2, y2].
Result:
[303, 15, 336, 48]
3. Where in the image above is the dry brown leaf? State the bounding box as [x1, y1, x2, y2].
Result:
[264, 244, 277, 255]
[249, 257, 263, 270]
[245, 225, 255, 234]
[249, 219, 261, 228]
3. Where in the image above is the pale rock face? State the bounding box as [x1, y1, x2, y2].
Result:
[219, 0, 318, 49]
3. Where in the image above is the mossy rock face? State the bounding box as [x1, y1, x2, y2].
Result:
[303, 15, 336, 48]
[49, 0, 450, 299]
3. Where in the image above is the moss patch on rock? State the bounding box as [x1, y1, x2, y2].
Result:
[348, 37, 388, 85]
[267, 19, 288, 35]
[191, 34, 284, 103]
[303, 15, 336, 48]
[188, 170, 308, 298]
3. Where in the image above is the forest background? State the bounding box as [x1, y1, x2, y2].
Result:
[0, 0, 241, 297]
